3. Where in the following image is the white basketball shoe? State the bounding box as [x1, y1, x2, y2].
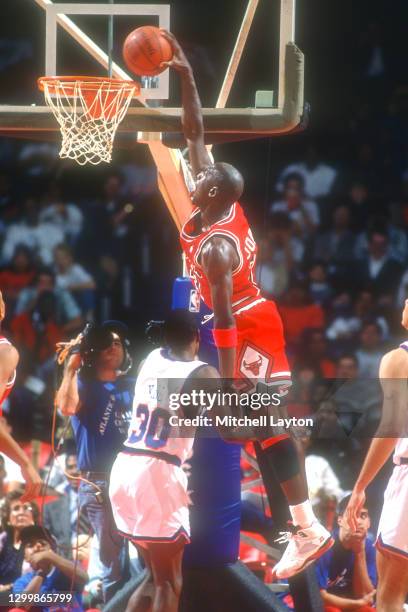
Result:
[272, 521, 334, 580]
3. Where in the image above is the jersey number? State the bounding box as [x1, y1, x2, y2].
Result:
[127, 404, 171, 449]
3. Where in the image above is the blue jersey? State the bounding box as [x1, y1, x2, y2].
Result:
[13, 567, 83, 611]
[315, 530, 377, 597]
[71, 376, 134, 472]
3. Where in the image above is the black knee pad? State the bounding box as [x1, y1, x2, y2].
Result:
[259, 436, 300, 482]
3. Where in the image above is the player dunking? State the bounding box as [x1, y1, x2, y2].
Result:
[345, 299, 408, 611]
[109, 310, 219, 612]
[0, 291, 42, 500]
[161, 30, 333, 579]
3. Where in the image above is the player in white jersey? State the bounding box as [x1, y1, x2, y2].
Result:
[109, 310, 219, 612]
[345, 299, 408, 611]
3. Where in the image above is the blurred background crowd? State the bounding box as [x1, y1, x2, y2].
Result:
[0, 0, 407, 608]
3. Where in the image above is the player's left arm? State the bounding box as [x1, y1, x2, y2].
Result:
[0, 345, 43, 501]
[345, 349, 407, 531]
[201, 237, 238, 380]
[160, 30, 212, 176]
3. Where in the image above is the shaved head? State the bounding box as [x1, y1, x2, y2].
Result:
[213, 162, 244, 202]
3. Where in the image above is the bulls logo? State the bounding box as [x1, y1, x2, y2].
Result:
[243, 354, 263, 376]
[239, 344, 272, 380]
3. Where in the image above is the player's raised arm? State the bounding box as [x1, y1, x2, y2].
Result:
[160, 30, 212, 176]
[201, 237, 237, 379]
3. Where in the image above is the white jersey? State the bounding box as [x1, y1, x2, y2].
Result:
[395, 341, 408, 462]
[124, 347, 207, 464]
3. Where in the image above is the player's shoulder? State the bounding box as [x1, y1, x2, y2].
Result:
[191, 364, 219, 380]
[380, 347, 408, 378]
[0, 340, 18, 368]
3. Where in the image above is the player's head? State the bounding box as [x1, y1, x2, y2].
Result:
[337, 494, 370, 541]
[0, 290, 5, 322]
[192, 162, 244, 213]
[163, 309, 200, 358]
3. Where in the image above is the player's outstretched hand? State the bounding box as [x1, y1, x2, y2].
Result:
[159, 30, 191, 73]
[20, 462, 43, 502]
[344, 487, 366, 532]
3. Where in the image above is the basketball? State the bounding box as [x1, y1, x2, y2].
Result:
[123, 26, 173, 77]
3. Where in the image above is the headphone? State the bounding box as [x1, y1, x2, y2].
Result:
[79, 321, 133, 377]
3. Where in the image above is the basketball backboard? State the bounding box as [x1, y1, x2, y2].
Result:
[0, 0, 305, 144]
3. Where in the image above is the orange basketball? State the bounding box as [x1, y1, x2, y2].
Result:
[123, 26, 173, 77]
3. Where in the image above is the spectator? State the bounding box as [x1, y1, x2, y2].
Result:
[0, 171, 18, 224]
[0, 491, 39, 591]
[345, 180, 373, 234]
[298, 427, 344, 520]
[0, 246, 36, 303]
[276, 143, 338, 199]
[315, 495, 376, 611]
[354, 214, 408, 265]
[308, 262, 333, 306]
[295, 328, 336, 378]
[39, 182, 83, 244]
[313, 205, 356, 267]
[54, 245, 95, 294]
[397, 267, 408, 308]
[335, 354, 359, 379]
[12, 525, 87, 611]
[355, 229, 404, 298]
[14, 267, 82, 335]
[333, 352, 382, 438]
[2, 197, 64, 266]
[270, 173, 320, 237]
[80, 171, 136, 264]
[353, 290, 389, 339]
[11, 290, 63, 365]
[54, 244, 96, 319]
[326, 294, 362, 354]
[355, 322, 383, 378]
[279, 282, 325, 348]
[256, 212, 303, 298]
[55, 321, 134, 602]
[43, 453, 82, 555]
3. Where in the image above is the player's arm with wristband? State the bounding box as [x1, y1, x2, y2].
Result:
[201, 237, 238, 380]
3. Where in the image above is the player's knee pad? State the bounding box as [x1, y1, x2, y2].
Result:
[260, 436, 300, 482]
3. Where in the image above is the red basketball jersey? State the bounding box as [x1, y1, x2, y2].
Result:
[0, 336, 16, 415]
[180, 202, 261, 312]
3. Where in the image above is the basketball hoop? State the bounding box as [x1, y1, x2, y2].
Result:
[38, 76, 140, 165]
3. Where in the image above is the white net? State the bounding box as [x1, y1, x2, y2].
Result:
[39, 77, 138, 166]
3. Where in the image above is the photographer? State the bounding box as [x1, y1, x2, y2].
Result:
[55, 321, 134, 603]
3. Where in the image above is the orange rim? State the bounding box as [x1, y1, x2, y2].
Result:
[37, 75, 140, 96]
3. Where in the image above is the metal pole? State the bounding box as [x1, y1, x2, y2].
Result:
[108, 0, 114, 77]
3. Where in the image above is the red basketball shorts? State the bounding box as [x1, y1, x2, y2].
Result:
[234, 298, 291, 385]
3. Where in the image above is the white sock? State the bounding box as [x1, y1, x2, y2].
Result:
[289, 500, 315, 528]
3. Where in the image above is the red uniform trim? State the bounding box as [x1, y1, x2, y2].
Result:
[117, 526, 190, 546]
